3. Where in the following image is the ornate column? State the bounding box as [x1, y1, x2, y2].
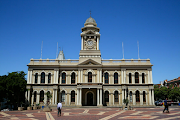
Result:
[52, 89, 55, 104]
[75, 74, 77, 84]
[133, 92, 136, 105]
[121, 70, 124, 84]
[148, 70, 150, 84]
[109, 93, 111, 105]
[80, 88, 82, 105]
[119, 93, 121, 105]
[78, 70, 80, 83]
[36, 92, 40, 104]
[28, 90, 31, 103]
[122, 89, 124, 105]
[113, 93, 114, 105]
[77, 88, 79, 105]
[27, 71, 30, 83]
[54, 70, 56, 84]
[146, 92, 148, 105]
[60, 72, 62, 84]
[97, 37, 99, 50]
[149, 89, 152, 105]
[124, 89, 126, 99]
[97, 89, 99, 105]
[31, 94, 34, 105]
[45, 74, 48, 84]
[100, 89, 102, 105]
[100, 69, 102, 83]
[139, 74, 142, 84]
[44, 92, 47, 105]
[124, 70, 126, 84]
[55, 89, 57, 104]
[97, 69, 99, 83]
[56, 70, 59, 84]
[38, 74, 40, 84]
[81, 37, 83, 50]
[150, 71, 153, 84]
[29, 70, 32, 84]
[132, 74, 135, 84]
[152, 89, 154, 105]
[69, 93, 71, 105]
[140, 92, 143, 105]
[81, 70, 83, 83]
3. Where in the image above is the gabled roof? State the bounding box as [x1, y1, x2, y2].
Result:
[78, 59, 101, 65]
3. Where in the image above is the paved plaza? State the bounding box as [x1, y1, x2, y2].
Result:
[0, 107, 180, 120]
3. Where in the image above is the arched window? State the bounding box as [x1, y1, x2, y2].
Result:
[135, 72, 139, 83]
[41, 72, 45, 83]
[142, 73, 145, 83]
[129, 73, 132, 83]
[88, 72, 92, 83]
[61, 91, 65, 102]
[48, 73, 51, 83]
[71, 72, 75, 84]
[40, 90, 44, 102]
[143, 91, 146, 102]
[35, 73, 38, 83]
[62, 73, 66, 84]
[105, 72, 109, 84]
[130, 91, 132, 102]
[136, 91, 140, 102]
[105, 91, 109, 102]
[114, 73, 118, 84]
[34, 91, 37, 102]
[71, 91, 75, 102]
[114, 91, 118, 102]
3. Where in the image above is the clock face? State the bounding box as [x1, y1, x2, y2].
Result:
[87, 40, 93, 46]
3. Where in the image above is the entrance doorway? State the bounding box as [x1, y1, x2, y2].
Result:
[87, 92, 93, 106]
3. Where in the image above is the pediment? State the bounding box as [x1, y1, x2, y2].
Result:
[78, 59, 101, 65]
[85, 30, 95, 35]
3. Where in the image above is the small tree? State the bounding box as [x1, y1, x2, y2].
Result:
[123, 99, 129, 106]
[46, 92, 52, 106]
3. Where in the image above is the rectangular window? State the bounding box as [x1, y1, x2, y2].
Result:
[129, 73, 132, 83]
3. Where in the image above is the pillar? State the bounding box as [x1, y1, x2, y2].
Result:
[109, 93, 111, 105]
[121, 70, 124, 84]
[148, 70, 150, 84]
[45, 74, 48, 84]
[27, 71, 30, 83]
[44, 92, 46, 105]
[77, 89, 79, 105]
[133, 92, 136, 105]
[132, 74, 135, 84]
[54, 71, 56, 84]
[55, 89, 57, 104]
[38, 75, 40, 84]
[97, 70, 99, 83]
[56, 70, 59, 84]
[75, 92, 77, 105]
[28, 90, 30, 103]
[113, 93, 114, 105]
[122, 89, 124, 104]
[29, 70, 32, 84]
[81, 37, 83, 50]
[140, 92, 143, 105]
[25, 91, 28, 100]
[69, 93, 71, 105]
[78, 71, 80, 83]
[146, 92, 148, 105]
[152, 89, 154, 105]
[52, 89, 55, 104]
[97, 37, 99, 50]
[31, 94, 34, 105]
[100, 89, 102, 105]
[97, 89, 99, 105]
[139, 74, 142, 84]
[36, 92, 40, 104]
[125, 89, 127, 99]
[149, 89, 152, 105]
[119, 93, 121, 105]
[81, 70, 83, 83]
[150, 71, 153, 84]
[124, 70, 126, 84]
[100, 69, 102, 83]
[80, 88, 82, 105]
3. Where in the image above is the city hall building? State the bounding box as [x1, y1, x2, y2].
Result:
[26, 16, 155, 107]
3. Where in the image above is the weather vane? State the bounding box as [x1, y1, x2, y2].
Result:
[90, 10, 91, 17]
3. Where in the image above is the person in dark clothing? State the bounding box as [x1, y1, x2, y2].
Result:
[57, 101, 62, 116]
[163, 98, 169, 113]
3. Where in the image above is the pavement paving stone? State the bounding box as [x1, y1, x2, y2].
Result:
[0, 107, 180, 120]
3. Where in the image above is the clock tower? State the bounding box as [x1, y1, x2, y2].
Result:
[79, 16, 101, 63]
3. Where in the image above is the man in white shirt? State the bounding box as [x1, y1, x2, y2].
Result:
[57, 101, 62, 116]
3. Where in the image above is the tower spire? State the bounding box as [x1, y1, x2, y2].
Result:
[90, 10, 91, 17]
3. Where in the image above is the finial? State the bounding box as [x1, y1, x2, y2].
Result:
[90, 10, 91, 17]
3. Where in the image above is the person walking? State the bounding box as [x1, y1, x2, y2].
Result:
[163, 98, 169, 113]
[57, 101, 62, 116]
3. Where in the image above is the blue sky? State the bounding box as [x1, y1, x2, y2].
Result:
[0, 0, 180, 84]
